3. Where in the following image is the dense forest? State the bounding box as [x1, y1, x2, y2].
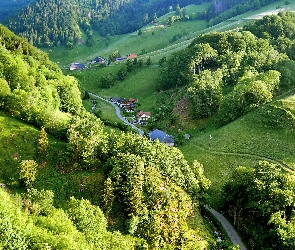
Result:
[3, 0, 284, 48]
[0, 24, 224, 249]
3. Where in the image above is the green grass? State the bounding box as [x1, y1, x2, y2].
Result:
[0, 111, 66, 191]
[178, 93, 295, 207]
[75, 66, 159, 112]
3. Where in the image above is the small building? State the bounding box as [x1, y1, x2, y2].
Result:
[114, 57, 127, 62]
[127, 53, 137, 59]
[93, 56, 105, 63]
[148, 129, 175, 147]
[110, 97, 122, 103]
[70, 63, 86, 71]
[136, 111, 151, 124]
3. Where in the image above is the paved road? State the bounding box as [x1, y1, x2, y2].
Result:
[88, 92, 144, 136]
[205, 205, 247, 250]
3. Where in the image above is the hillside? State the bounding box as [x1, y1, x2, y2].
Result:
[0, 24, 223, 249]
[2, 0, 295, 249]
[2, 0, 283, 49]
[4, 0, 204, 47]
[58, 2, 295, 248]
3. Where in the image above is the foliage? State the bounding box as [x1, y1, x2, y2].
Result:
[37, 127, 49, 162]
[188, 69, 223, 119]
[5, 0, 202, 47]
[18, 160, 38, 188]
[222, 161, 295, 250]
[107, 152, 204, 249]
[66, 112, 107, 169]
[244, 11, 295, 59]
[0, 24, 83, 138]
[217, 69, 281, 125]
[22, 188, 54, 215]
[66, 197, 108, 246]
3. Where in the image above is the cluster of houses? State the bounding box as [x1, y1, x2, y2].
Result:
[110, 97, 151, 124]
[70, 54, 138, 70]
[110, 97, 177, 146]
[69, 56, 106, 70]
[114, 53, 137, 62]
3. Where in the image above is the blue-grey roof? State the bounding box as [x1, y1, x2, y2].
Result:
[70, 63, 86, 69]
[148, 129, 174, 143]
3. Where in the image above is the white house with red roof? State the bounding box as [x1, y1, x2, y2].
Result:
[136, 111, 151, 124]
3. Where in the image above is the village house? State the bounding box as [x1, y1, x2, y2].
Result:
[136, 111, 151, 124]
[127, 53, 137, 59]
[148, 129, 175, 147]
[93, 56, 105, 63]
[70, 63, 86, 71]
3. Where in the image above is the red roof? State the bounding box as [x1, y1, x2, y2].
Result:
[127, 54, 137, 59]
[136, 111, 151, 118]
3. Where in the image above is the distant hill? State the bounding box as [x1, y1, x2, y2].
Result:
[0, 0, 33, 21]
[4, 0, 284, 48]
[4, 0, 207, 47]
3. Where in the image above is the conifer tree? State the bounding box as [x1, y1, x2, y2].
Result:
[37, 127, 49, 162]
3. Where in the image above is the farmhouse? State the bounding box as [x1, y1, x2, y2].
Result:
[70, 63, 86, 70]
[136, 111, 151, 124]
[114, 57, 127, 62]
[93, 56, 105, 63]
[148, 129, 175, 147]
[127, 53, 137, 59]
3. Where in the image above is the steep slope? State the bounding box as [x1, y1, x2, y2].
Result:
[0, 24, 82, 138]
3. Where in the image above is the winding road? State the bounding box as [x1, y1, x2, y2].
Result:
[205, 205, 247, 250]
[88, 92, 144, 136]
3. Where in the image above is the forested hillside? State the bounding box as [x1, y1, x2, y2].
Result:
[155, 11, 295, 131]
[5, 0, 205, 47]
[0, 24, 222, 249]
[152, 10, 295, 250]
[4, 0, 286, 48]
[0, 0, 33, 21]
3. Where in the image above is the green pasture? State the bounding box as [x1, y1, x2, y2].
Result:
[75, 65, 159, 113]
[179, 93, 295, 206]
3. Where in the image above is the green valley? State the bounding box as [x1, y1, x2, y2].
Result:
[1, 0, 295, 249]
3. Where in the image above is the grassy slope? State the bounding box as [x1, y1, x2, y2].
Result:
[0, 111, 65, 190]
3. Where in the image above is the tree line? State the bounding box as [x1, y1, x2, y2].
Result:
[5, 0, 206, 47]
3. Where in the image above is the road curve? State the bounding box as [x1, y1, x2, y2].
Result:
[205, 205, 247, 250]
[88, 92, 144, 136]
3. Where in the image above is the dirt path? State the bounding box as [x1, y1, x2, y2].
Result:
[205, 205, 247, 250]
[194, 144, 294, 173]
